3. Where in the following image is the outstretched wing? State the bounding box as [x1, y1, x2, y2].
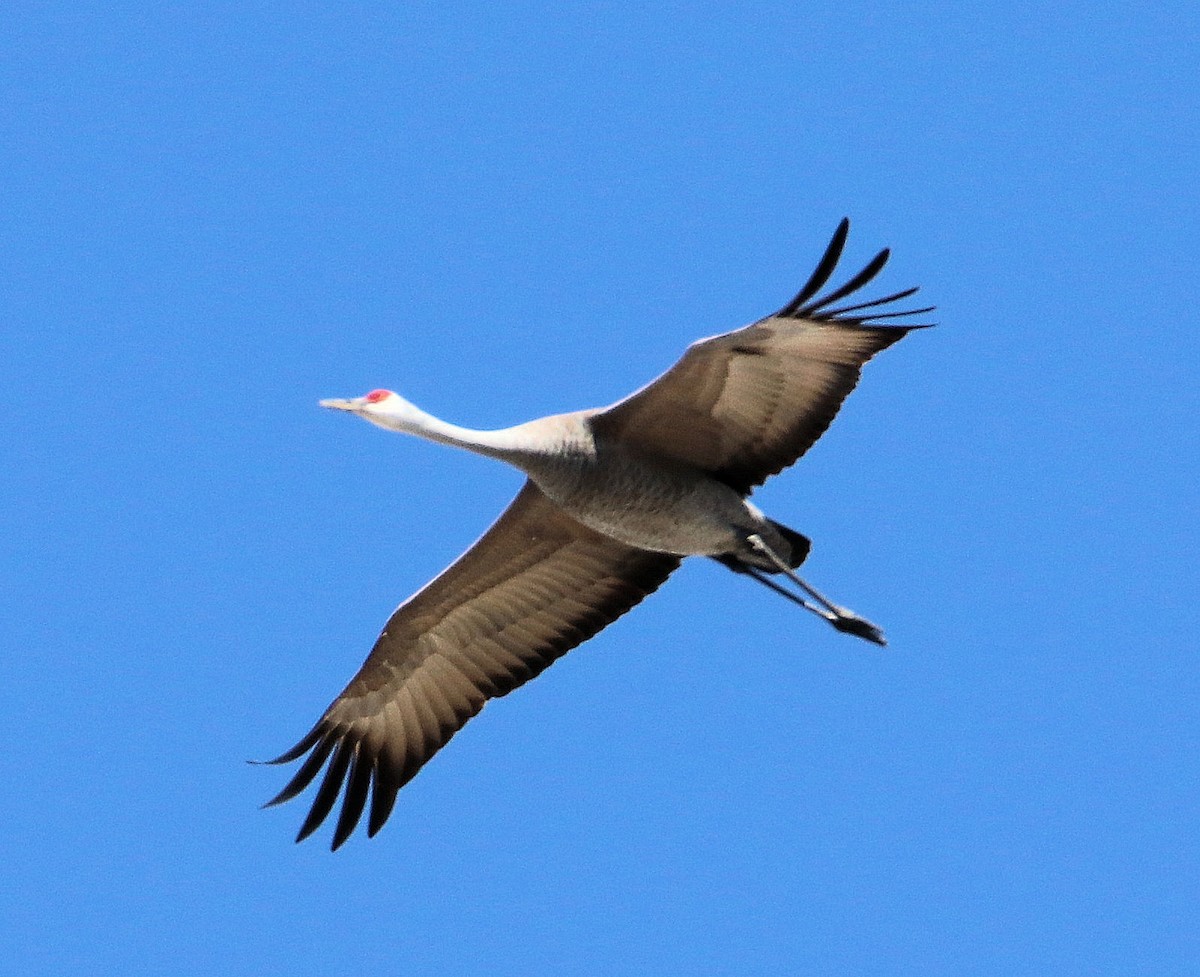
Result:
[592, 219, 933, 494]
[265, 480, 680, 849]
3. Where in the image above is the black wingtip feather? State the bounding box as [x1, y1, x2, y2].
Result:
[262, 723, 324, 765]
[330, 748, 373, 850]
[262, 736, 336, 808]
[779, 218, 850, 315]
[367, 761, 401, 838]
[295, 740, 354, 844]
[820, 286, 921, 319]
[855, 306, 937, 321]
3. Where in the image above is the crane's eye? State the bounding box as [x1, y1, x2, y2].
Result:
[364, 389, 391, 404]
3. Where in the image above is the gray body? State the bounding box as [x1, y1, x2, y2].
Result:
[507, 412, 790, 567]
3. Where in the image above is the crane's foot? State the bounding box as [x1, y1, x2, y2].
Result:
[827, 607, 887, 646]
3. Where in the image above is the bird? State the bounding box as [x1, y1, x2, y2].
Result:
[263, 218, 932, 849]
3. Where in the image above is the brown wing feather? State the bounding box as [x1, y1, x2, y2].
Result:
[265, 480, 680, 849]
[593, 219, 932, 494]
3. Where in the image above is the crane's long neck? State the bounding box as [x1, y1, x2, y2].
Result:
[390, 409, 521, 457]
[369, 397, 586, 469]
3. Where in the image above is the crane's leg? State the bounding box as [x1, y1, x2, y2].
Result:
[734, 564, 833, 618]
[744, 533, 887, 646]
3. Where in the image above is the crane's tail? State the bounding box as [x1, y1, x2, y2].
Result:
[768, 520, 811, 569]
[712, 519, 810, 573]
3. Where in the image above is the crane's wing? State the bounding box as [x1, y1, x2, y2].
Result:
[264, 480, 680, 849]
[592, 219, 933, 494]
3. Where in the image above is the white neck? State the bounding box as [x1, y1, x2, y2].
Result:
[364, 396, 581, 469]
[376, 407, 517, 455]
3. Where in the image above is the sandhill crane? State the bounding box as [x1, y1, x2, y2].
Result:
[264, 219, 932, 848]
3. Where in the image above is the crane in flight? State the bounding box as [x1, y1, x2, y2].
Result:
[264, 219, 932, 848]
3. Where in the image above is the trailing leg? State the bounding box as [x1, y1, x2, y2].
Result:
[739, 533, 887, 646]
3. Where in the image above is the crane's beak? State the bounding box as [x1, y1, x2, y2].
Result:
[319, 398, 358, 411]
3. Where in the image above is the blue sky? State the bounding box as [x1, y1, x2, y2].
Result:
[3, 2, 1198, 974]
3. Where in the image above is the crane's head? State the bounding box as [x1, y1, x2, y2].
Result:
[319, 389, 429, 433]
